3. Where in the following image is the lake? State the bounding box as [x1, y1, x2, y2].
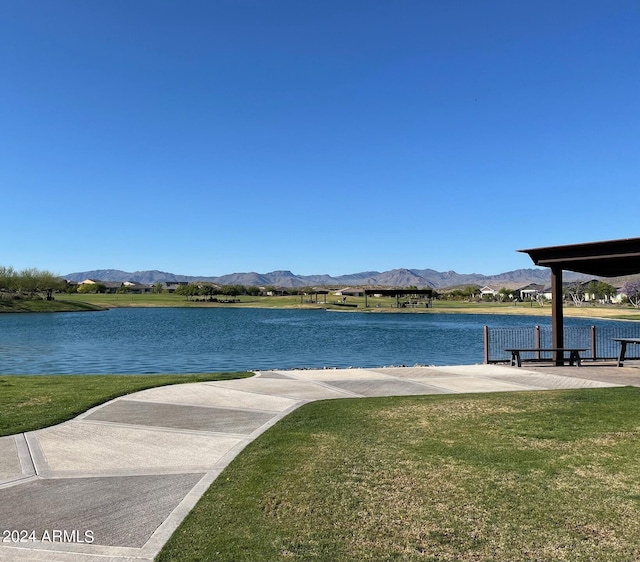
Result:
[0, 308, 632, 375]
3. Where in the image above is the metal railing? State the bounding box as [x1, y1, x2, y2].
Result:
[484, 325, 640, 363]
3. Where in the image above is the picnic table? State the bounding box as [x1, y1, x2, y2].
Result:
[613, 338, 640, 367]
[504, 348, 587, 368]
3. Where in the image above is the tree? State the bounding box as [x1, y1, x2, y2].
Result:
[175, 283, 199, 300]
[0, 266, 18, 295]
[245, 285, 261, 296]
[60, 280, 78, 294]
[220, 285, 241, 297]
[565, 281, 586, 307]
[0, 266, 65, 299]
[15, 268, 39, 294]
[621, 281, 640, 308]
[78, 282, 106, 294]
[153, 282, 164, 294]
[33, 270, 66, 300]
[449, 286, 478, 301]
[498, 287, 514, 302]
[198, 283, 217, 298]
[587, 280, 617, 302]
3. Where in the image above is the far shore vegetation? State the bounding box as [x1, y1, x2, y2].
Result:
[56, 292, 640, 321]
[2, 265, 640, 320]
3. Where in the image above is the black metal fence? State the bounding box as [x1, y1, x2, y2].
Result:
[484, 324, 640, 363]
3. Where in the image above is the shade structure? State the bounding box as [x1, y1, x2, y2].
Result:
[519, 237, 640, 364]
[363, 288, 433, 308]
[519, 237, 640, 278]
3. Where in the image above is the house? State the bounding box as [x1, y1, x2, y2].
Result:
[163, 282, 189, 293]
[515, 283, 545, 300]
[479, 286, 498, 298]
[78, 278, 101, 286]
[123, 282, 153, 294]
[77, 279, 123, 294]
[102, 282, 125, 294]
[334, 287, 365, 297]
[565, 279, 623, 304]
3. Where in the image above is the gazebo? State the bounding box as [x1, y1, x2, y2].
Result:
[363, 288, 433, 308]
[519, 237, 640, 364]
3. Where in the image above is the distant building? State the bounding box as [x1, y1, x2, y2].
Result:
[479, 286, 498, 298]
[163, 282, 189, 293]
[515, 283, 545, 300]
[334, 287, 365, 297]
[123, 281, 153, 294]
[77, 279, 123, 294]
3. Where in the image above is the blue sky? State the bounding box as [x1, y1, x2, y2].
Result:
[2, 1, 638, 277]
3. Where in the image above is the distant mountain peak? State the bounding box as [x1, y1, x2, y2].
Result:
[64, 266, 591, 289]
[266, 270, 296, 276]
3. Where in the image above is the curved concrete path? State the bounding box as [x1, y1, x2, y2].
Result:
[0, 365, 623, 561]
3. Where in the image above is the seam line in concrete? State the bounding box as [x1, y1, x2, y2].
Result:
[117, 396, 288, 414]
[16, 433, 37, 478]
[23, 432, 44, 476]
[75, 419, 256, 438]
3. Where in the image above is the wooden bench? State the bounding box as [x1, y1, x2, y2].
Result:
[504, 348, 587, 368]
[613, 338, 640, 367]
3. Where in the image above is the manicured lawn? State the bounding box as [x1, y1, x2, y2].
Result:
[54, 293, 640, 320]
[0, 298, 104, 313]
[158, 387, 640, 562]
[0, 372, 252, 436]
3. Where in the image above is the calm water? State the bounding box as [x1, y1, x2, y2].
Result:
[0, 308, 630, 374]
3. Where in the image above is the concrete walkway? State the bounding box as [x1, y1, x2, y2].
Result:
[0, 364, 631, 562]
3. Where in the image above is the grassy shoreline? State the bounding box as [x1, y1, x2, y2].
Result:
[31, 293, 640, 321]
[0, 298, 105, 313]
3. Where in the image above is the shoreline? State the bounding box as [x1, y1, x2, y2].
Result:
[2, 296, 639, 322]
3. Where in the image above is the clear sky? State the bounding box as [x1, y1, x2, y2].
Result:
[2, 1, 638, 277]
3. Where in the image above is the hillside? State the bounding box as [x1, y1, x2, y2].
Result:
[64, 267, 592, 290]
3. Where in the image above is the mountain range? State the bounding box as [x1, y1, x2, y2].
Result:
[64, 267, 592, 290]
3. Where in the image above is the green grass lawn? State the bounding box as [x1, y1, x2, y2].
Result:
[0, 372, 252, 436]
[158, 387, 640, 562]
[51, 293, 640, 320]
[0, 298, 105, 313]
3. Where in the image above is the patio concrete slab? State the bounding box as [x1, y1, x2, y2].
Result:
[403, 374, 540, 393]
[84, 400, 276, 434]
[0, 436, 21, 482]
[208, 377, 355, 400]
[0, 473, 204, 548]
[285, 368, 393, 381]
[31, 422, 244, 475]
[482, 371, 619, 390]
[257, 371, 296, 379]
[123, 381, 298, 412]
[524, 363, 640, 386]
[320, 378, 452, 397]
[429, 364, 527, 376]
[370, 366, 460, 379]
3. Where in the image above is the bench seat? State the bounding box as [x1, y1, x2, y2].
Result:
[504, 348, 587, 368]
[613, 338, 640, 367]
